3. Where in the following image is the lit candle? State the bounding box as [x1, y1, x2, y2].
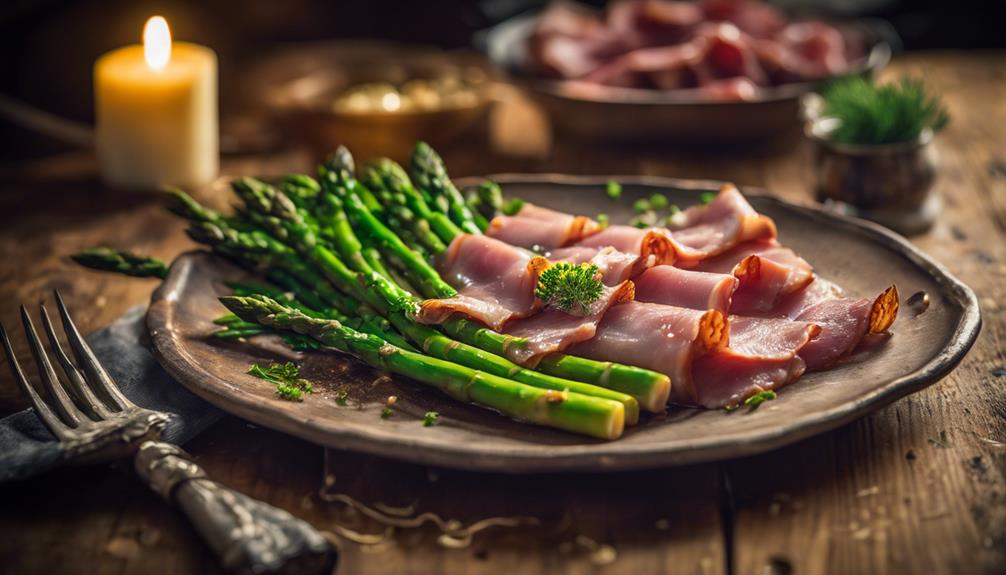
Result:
[94, 16, 218, 190]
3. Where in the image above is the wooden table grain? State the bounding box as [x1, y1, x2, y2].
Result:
[0, 52, 1003, 575]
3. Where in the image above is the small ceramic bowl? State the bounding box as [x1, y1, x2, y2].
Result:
[805, 100, 938, 235]
[253, 42, 498, 162]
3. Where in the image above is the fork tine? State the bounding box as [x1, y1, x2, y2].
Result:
[40, 303, 114, 420]
[0, 321, 72, 440]
[21, 306, 85, 428]
[53, 290, 134, 411]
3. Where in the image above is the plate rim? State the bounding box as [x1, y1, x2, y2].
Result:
[147, 174, 981, 473]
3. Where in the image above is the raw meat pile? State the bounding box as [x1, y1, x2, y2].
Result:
[526, 0, 863, 101]
[418, 185, 899, 409]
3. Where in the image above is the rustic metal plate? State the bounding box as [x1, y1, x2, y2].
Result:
[147, 176, 980, 472]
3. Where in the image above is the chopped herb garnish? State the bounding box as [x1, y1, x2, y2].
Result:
[248, 361, 314, 402]
[630, 210, 657, 229]
[535, 262, 604, 315]
[596, 213, 609, 228]
[668, 204, 681, 215]
[334, 387, 349, 406]
[502, 198, 525, 216]
[700, 192, 716, 205]
[423, 411, 440, 427]
[649, 193, 668, 209]
[632, 198, 651, 213]
[744, 390, 777, 410]
[606, 180, 622, 200]
[381, 407, 394, 419]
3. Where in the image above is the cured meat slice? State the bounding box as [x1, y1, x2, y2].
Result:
[775, 281, 899, 370]
[486, 203, 599, 250]
[573, 185, 776, 266]
[691, 316, 819, 408]
[693, 240, 813, 313]
[419, 234, 548, 330]
[576, 226, 679, 264]
[632, 265, 737, 314]
[692, 353, 806, 408]
[571, 302, 727, 405]
[503, 280, 635, 366]
[666, 184, 777, 265]
[547, 245, 656, 285]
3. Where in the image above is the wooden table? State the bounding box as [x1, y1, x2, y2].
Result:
[0, 52, 1003, 575]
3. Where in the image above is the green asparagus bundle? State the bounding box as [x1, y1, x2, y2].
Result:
[222, 294, 626, 440]
[230, 166, 641, 423]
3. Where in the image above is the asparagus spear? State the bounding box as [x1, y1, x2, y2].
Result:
[71, 247, 168, 279]
[221, 294, 626, 440]
[172, 191, 415, 350]
[321, 148, 457, 300]
[361, 157, 460, 246]
[409, 142, 482, 236]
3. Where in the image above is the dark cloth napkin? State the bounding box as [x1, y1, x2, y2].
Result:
[0, 306, 223, 482]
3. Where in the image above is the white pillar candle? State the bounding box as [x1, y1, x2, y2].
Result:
[94, 16, 218, 190]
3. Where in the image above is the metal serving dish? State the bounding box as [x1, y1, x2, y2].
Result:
[483, 14, 894, 144]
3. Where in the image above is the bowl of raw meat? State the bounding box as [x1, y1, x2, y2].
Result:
[484, 0, 894, 143]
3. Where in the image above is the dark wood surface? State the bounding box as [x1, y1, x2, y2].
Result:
[0, 52, 1003, 574]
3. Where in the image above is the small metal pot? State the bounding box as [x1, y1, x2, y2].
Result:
[806, 115, 938, 235]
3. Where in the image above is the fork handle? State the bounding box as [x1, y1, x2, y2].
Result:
[134, 441, 338, 575]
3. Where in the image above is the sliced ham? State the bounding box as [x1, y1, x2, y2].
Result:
[633, 265, 737, 314]
[666, 184, 777, 265]
[503, 280, 635, 366]
[771, 280, 899, 370]
[692, 316, 819, 408]
[419, 234, 548, 330]
[547, 245, 656, 285]
[573, 185, 776, 267]
[486, 203, 599, 250]
[694, 239, 813, 314]
[576, 226, 680, 264]
[571, 302, 727, 405]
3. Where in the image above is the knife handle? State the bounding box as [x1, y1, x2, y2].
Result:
[134, 440, 337, 575]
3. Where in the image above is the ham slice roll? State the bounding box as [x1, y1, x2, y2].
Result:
[571, 302, 727, 405]
[419, 234, 548, 330]
[503, 280, 636, 366]
[487, 203, 600, 250]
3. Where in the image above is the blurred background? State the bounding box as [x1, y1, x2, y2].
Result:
[0, 0, 1001, 163]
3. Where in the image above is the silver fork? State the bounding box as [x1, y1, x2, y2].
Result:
[1, 291, 338, 575]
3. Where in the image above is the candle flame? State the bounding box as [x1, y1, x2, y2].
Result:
[143, 16, 172, 70]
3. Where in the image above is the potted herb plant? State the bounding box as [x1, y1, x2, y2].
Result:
[805, 77, 950, 235]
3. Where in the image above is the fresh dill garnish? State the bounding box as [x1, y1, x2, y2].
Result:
[649, 193, 669, 209]
[334, 387, 349, 406]
[248, 361, 314, 402]
[744, 390, 777, 410]
[502, 197, 525, 215]
[820, 77, 949, 145]
[423, 411, 440, 427]
[535, 262, 604, 315]
[700, 192, 716, 205]
[381, 407, 394, 419]
[606, 180, 622, 200]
